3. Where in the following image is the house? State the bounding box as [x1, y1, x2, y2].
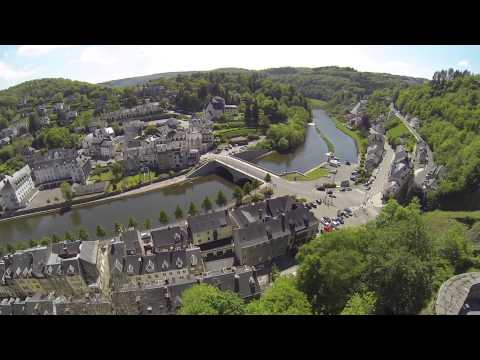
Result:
[0, 165, 37, 211]
[383, 145, 413, 200]
[82, 128, 116, 160]
[150, 226, 188, 252]
[231, 196, 319, 266]
[365, 133, 385, 174]
[204, 96, 226, 122]
[25, 148, 92, 189]
[187, 209, 232, 246]
[0, 136, 11, 147]
[224, 104, 239, 114]
[53, 102, 64, 112]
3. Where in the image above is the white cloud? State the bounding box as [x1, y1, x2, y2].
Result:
[17, 45, 73, 56]
[75, 46, 119, 65]
[0, 62, 33, 80]
[458, 59, 470, 67]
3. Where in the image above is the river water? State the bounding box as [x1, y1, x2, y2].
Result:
[253, 108, 358, 174]
[0, 175, 235, 245]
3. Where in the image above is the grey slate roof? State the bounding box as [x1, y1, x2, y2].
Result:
[150, 226, 187, 250]
[121, 229, 142, 255]
[52, 240, 82, 258]
[234, 221, 269, 247]
[202, 269, 235, 292]
[124, 255, 142, 275]
[109, 240, 126, 274]
[188, 210, 230, 234]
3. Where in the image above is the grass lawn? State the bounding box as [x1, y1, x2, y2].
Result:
[214, 127, 259, 139]
[315, 127, 335, 153]
[387, 121, 416, 153]
[307, 98, 328, 108]
[423, 210, 480, 237]
[281, 165, 329, 181]
[331, 115, 367, 156]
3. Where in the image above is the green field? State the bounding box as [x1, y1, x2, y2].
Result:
[281, 165, 329, 182]
[386, 117, 416, 152]
[214, 127, 259, 140]
[315, 127, 335, 153]
[331, 115, 367, 156]
[307, 98, 329, 109]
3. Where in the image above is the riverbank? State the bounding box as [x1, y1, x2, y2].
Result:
[314, 126, 335, 153]
[330, 114, 367, 157]
[0, 174, 188, 224]
[281, 163, 329, 182]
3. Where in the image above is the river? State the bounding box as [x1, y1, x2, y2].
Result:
[253, 108, 358, 174]
[0, 175, 235, 245]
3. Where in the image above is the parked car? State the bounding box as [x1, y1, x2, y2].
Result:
[316, 199, 322, 205]
[346, 187, 352, 191]
[345, 161, 351, 165]
[340, 188, 346, 192]
[327, 190, 333, 195]
[312, 204, 317, 208]
[317, 185, 325, 191]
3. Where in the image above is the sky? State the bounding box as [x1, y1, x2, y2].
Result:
[0, 45, 479, 90]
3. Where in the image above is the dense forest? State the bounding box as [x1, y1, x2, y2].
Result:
[395, 69, 480, 210]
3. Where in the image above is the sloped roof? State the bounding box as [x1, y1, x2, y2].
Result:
[188, 210, 230, 234]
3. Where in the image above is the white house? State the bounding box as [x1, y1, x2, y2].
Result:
[0, 165, 37, 211]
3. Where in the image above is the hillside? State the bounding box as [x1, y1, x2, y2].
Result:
[100, 68, 252, 88]
[260, 66, 427, 113]
[395, 69, 480, 210]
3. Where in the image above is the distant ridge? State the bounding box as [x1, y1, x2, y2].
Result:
[100, 68, 252, 88]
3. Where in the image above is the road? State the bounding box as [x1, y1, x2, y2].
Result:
[391, 104, 436, 186]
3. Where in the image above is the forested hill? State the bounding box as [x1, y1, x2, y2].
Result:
[261, 66, 426, 113]
[101, 66, 426, 109]
[395, 70, 480, 210]
[100, 68, 252, 88]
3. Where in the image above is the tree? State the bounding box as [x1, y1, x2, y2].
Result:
[341, 292, 377, 315]
[96, 225, 107, 238]
[277, 137, 290, 152]
[44, 127, 73, 149]
[243, 182, 251, 195]
[144, 218, 152, 230]
[6, 243, 15, 253]
[179, 284, 246, 315]
[144, 125, 157, 135]
[64, 231, 73, 241]
[111, 162, 124, 183]
[114, 222, 123, 235]
[201, 196, 212, 213]
[233, 186, 243, 205]
[29, 239, 38, 248]
[159, 210, 169, 225]
[51, 234, 61, 243]
[246, 276, 312, 315]
[78, 228, 89, 241]
[28, 113, 42, 133]
[128, 217, 138, 229]
[60, 182, 73, 201]
[264, 173, 272, 183]
[215, 190, 227, 207]
[174, 205, 184, 220]
[40, 237, 51, 246]
[297, 199, 436, 315]
[188, 202, 198, 217]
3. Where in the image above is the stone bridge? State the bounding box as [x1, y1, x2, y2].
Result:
[187, 157, 270, 186]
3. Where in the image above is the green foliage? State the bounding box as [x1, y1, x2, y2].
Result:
[128, 217, 138, 228]
[215, 190, 227, 207]
[51, 234, 61, 243]
[179, 284, 246, 315]
[96, 224, 107, 238]
[395, 71, 480, 209]
[144, 218, 152, 230]
[174, 205, 184, 220]
[60, 182, 73, 201]
[43, 127, 74, 149]
[158, 210, 169, 225]
[188, 202, 198, 217]
[114, 222, 123, 235]
[64, 231, 73, 241]
[341, 292, 377, 315]
[246, 276, 312, 315]
[297, 199, 436, 315]
[78, 228, 89, 241]
[233, 186, 243, 205]
[201, 196, 212, 213]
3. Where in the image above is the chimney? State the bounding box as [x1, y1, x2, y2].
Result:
[258, 208, 263, 220]
[280, 213, 286, 232]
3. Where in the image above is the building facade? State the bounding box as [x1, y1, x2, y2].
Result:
[0, 165, 37, 211]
